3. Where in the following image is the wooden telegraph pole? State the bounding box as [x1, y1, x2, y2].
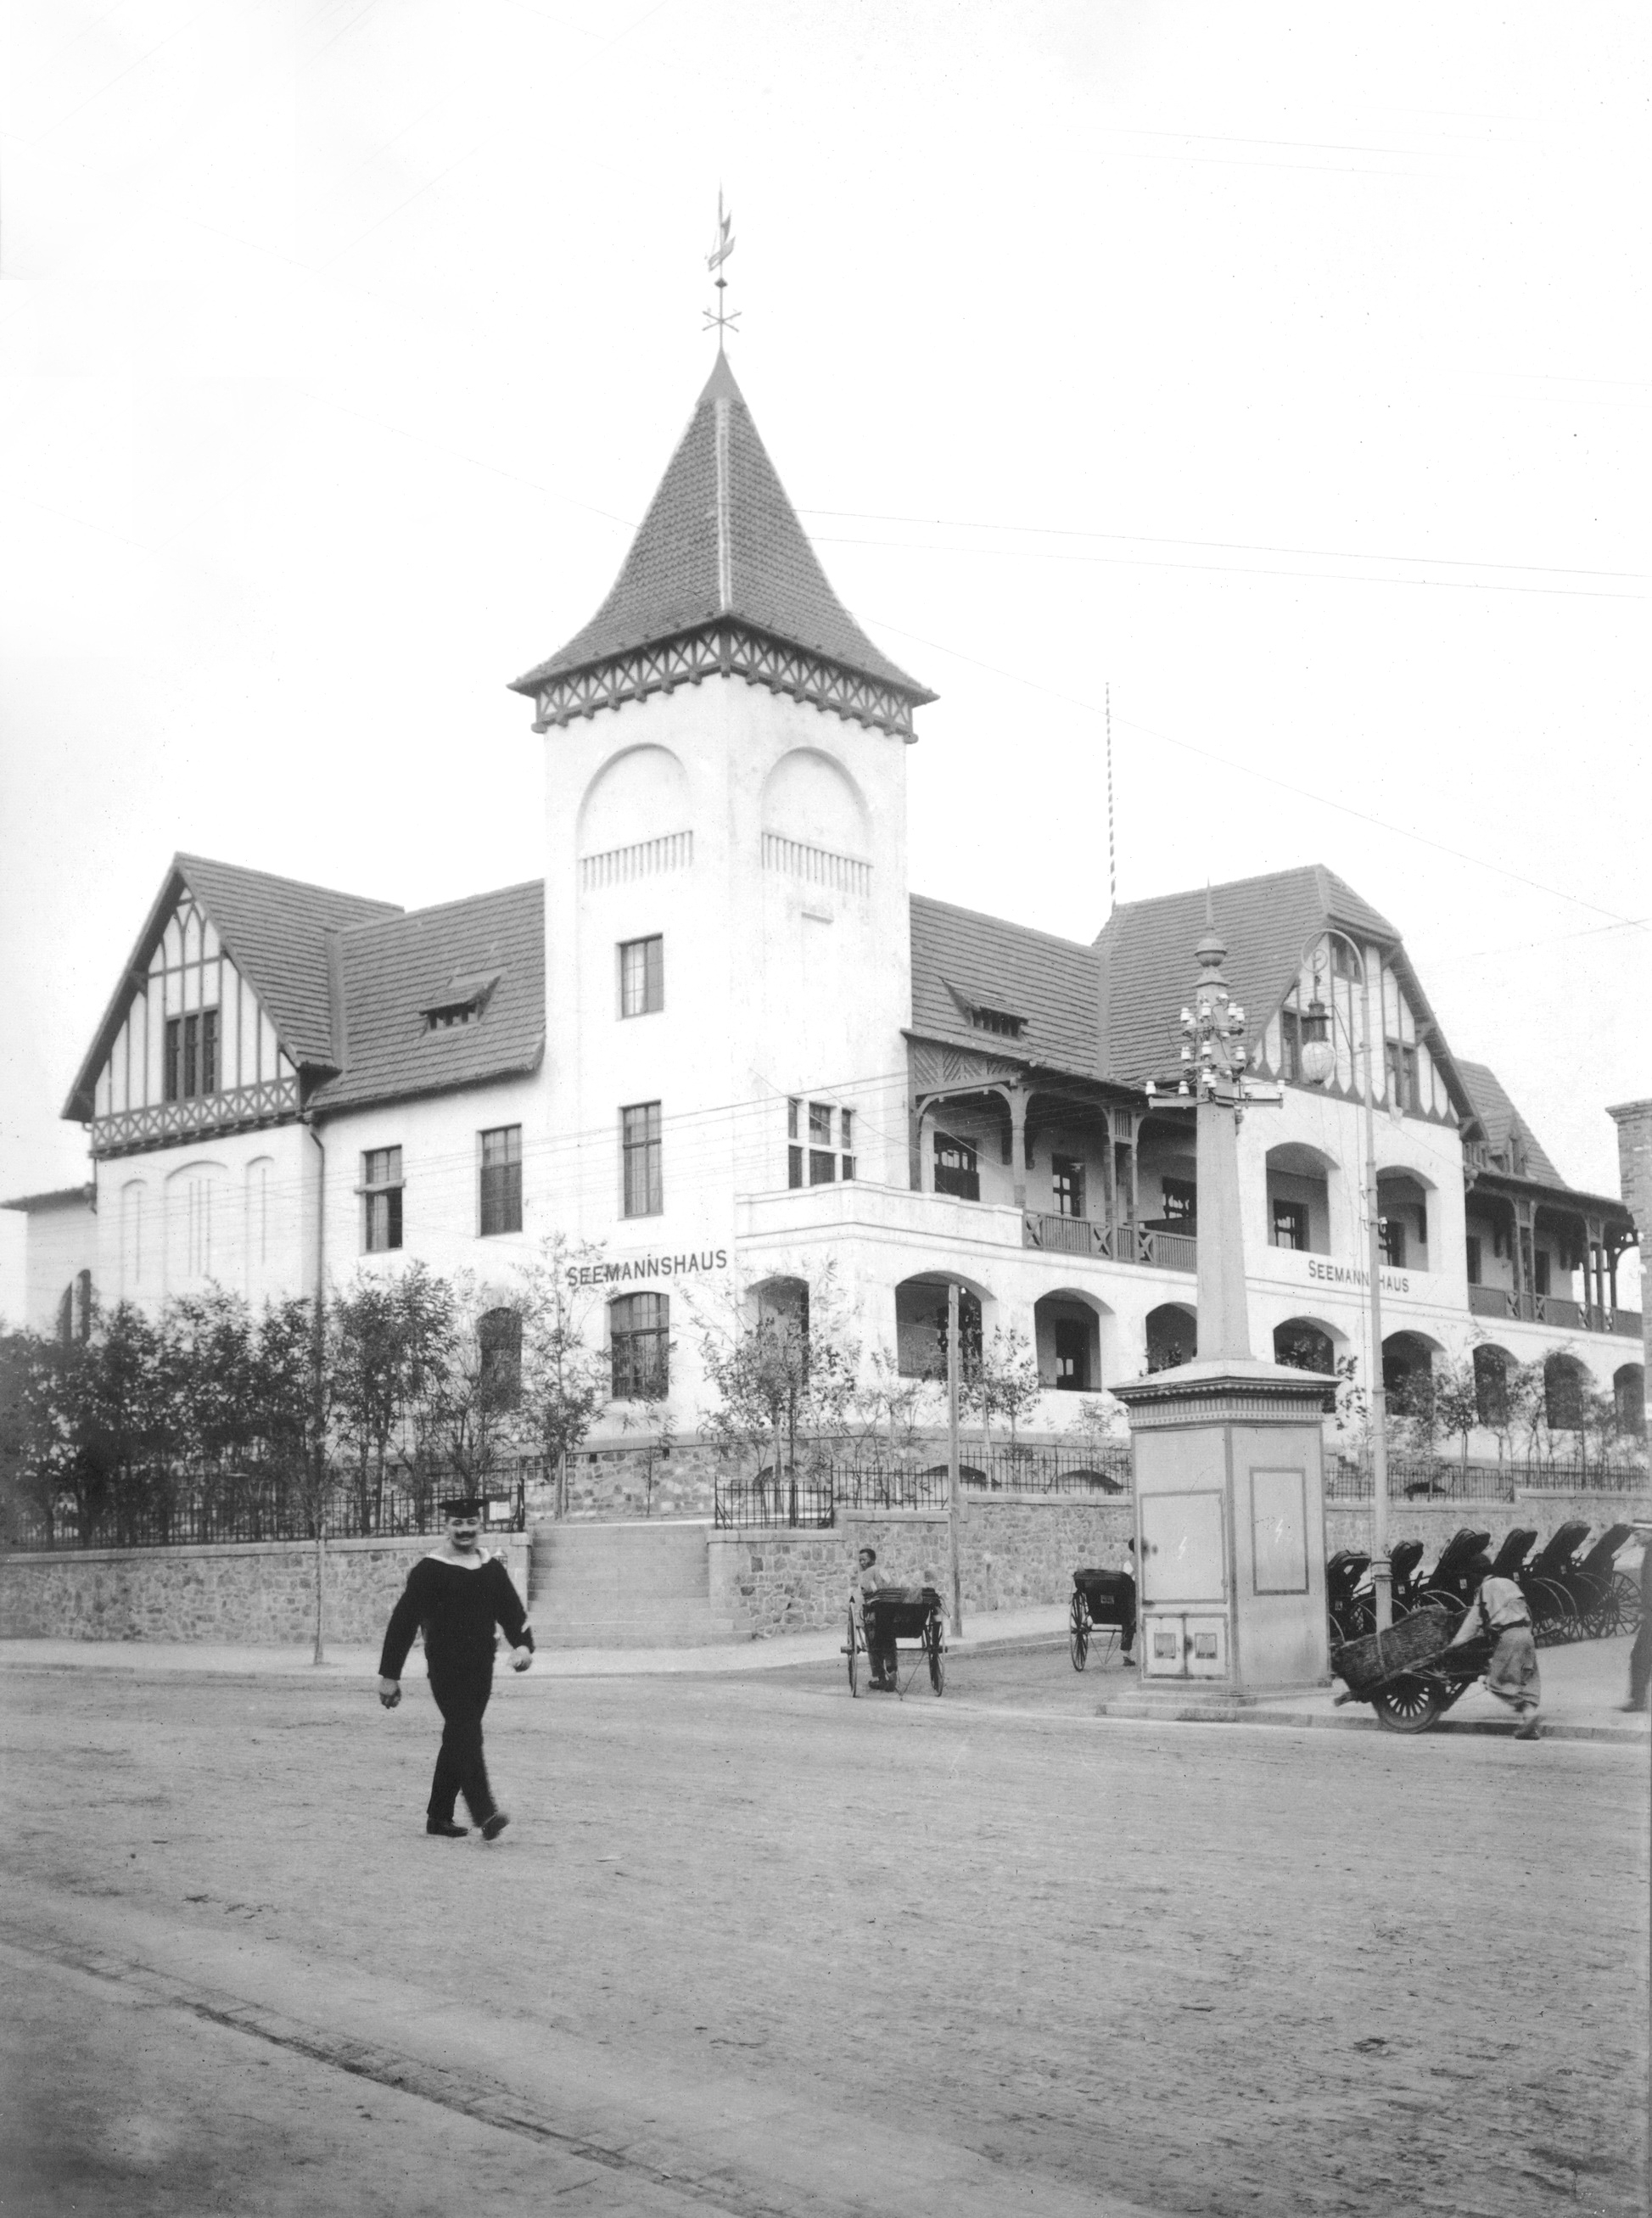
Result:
[947, 1280, 964, 1638]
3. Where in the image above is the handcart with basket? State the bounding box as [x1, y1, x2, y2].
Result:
[1331, 1605, 1495, 1734]
[844, 1586, 947, 1698]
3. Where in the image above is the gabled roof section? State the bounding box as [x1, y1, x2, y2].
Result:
[64, 856, 402, 1120]
[308, 882, 544, 1115]
[1454, 1060, 1567, 1190]
[509, 354, 932, 703]
[910, 895, 1104, 1078]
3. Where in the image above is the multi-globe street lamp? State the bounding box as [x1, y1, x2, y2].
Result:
[1296, 929, 1393, 1633]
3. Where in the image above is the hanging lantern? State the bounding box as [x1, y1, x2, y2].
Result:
[1300, 996, 1336, 1087]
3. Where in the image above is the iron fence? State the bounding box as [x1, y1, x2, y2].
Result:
[1324, 1453, 1647, 1504]
[2, 1470, 529, 1553]
[712, 1444, 1135, 1529]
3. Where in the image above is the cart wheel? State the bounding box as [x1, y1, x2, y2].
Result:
[927, 1614, 945, 1695]
[846, 1605, 860, 1699]
[1580, 1588, 1616, 1640]
[1371, 1673, 1448, 1734]
[1069, 1592, 1090, 1672]
[1611, 1570, 1644, 1637]
[1530, 1582, 1568, 1648]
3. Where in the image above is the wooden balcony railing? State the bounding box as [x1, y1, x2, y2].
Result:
[1021, 1213, 1197, 1274]
[1466, 1285, 1642, 1336]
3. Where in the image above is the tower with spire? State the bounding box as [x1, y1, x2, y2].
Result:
[508, 352, 936, 1247]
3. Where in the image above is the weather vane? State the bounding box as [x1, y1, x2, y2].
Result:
[703, 190, 739, 347]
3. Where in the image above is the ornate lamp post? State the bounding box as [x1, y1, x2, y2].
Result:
[1296, 932, 1392, 1633]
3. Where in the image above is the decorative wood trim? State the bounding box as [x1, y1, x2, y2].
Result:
[909, 1039, 1023, 1095]
[532, 624, 920, 742]
[91, 1078, 301, 1159]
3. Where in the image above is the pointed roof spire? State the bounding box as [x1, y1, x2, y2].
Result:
[509, 356, 933, 714]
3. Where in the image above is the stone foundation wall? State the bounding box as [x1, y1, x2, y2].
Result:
[708, 1495, 1136, 1638]
[0, 1534, 531, 1646]
[524, 1444, 720, 1524]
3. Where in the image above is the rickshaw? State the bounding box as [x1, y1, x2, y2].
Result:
[844, 1586, 946, 1697]
[1068, 1566, 1137, 1670]
[1324, 1551, 1373, 1645]
[1518, 1521, 1591, 1644]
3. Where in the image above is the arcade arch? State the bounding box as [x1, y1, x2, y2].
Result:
[1145, 1301, 1196, 1374]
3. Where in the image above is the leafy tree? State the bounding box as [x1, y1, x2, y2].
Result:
[328, 1264, 453, 1532]
[409, 1273, 524, 1504]
[1433, 1351, 1483, 1477]
[695, 1268, 858, 1482]
[848, 1345, 938, 1461]
[518, 1239, 613, 1518]
[966, 1324, 1044, 1453]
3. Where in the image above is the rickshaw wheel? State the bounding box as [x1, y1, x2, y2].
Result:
[1371, 1673, 1447, 1734]
[926, 1612, 945, 1695]
[1069, 1593, 1089, 1672]
[1610, 1571, 1644, 1636]
[1580, 1588, 1616, 1640]
[845, 1605, 860, 1699]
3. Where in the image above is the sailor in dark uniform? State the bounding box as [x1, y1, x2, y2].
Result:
[378, 1496, 534, 1839]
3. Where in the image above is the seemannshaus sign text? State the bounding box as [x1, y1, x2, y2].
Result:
[566, 1248, 729, 1288]
[1302, 1257, 1412, 1297]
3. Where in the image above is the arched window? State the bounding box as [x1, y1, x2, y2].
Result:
[611, 1291, 669, 1399]
[894, 1278, 983, 1380]
[1543, 1353, 1585, 1434]
[1615, 1364, 1645, 1438]
[1473, 1345, 1510, 1429]
[479, 1308, 523, 1411]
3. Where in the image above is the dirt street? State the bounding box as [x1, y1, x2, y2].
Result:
[0, 1650, 1645, 2217]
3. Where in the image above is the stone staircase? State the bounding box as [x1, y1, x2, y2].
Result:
[526, 1520, 734, 1649]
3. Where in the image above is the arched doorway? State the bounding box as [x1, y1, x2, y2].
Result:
[1273, 1318, 1337, 1375]
[1382, 1330, 1439, 1421]
[1033, 1291, 1107, 1392]
[1543, 1352, 1586, 1434]
[894, 1274, 987, 1380]
[1145, 1302, 1196, 1374]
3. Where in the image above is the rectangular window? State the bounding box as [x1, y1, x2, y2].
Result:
[1385, 1039, 1417, 1111]
[164, 1011, 219, 1101]
[1051, 1157, 1085, 1218]
[1280, 1007, 1302, 1083]
[1465, 1235, 1481, 1286]
[1533, 1251, 1551, 1297]
[1272, 1199, 1308, 1252]
[809, 1101, 833, 1145]
[479, 1308, 523, 1409]
[1161, 1176, 1197, 1226]
[622, 1102, 663, 1218]
[611, 1290, 669, 1398]
[809, 1150, 837, 1185]
[479, 1125, 523, 1236]
[619, 936, 664, 1018]
[1330, 938, 1359, 981]
[787, 1098, 799, 1139]
[933, 1134, 980, 1201]
[787, 1146, 804, 1188]
[839, 1109, 854, 1182]
[1380, 1214, 1406, 1269]
[363, 1146, 403, 1253]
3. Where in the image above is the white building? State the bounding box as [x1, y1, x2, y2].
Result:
[8, 351, 1643, 1459]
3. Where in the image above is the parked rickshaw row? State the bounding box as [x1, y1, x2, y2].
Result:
[1326, 1521, 1642, 1649]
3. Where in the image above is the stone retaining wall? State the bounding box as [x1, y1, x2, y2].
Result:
[708, 1495, 1137, 1638]
[0, 1534, 531, 1646]
[524, 1444, 720, 1523]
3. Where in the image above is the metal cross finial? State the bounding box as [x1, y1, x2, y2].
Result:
[703, 190, 740, 347]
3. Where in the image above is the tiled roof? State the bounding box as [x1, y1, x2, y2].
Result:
[1454, 1059, 1567, 1190]
[510, 353, 932, 702]
[64, 856, 403, 1119]
[177, 854, 402, 1067]
[1095, 866, 1403, 1084]
[909, 895, 1103, 1078]
[310, 882, 544, 1114]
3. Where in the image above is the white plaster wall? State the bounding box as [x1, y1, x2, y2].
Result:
[9, 1196, 97, 1335]
[91, 1124, 311, 1315]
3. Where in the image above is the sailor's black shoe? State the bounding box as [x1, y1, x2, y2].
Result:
[425, 1818, 468, 1837]
[480, 1812, 510, 1841]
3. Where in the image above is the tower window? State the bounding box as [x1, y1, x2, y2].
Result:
[164, 1011, 220, 1102]
[622, 1102, 663, 1218]
[619, 936, 664, 1018]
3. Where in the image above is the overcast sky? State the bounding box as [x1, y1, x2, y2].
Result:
[2, 0, 1646, 1321]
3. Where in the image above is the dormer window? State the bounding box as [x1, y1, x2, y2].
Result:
[421, 970, 501, 1033]
[969, 1005, 1024, 1039]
